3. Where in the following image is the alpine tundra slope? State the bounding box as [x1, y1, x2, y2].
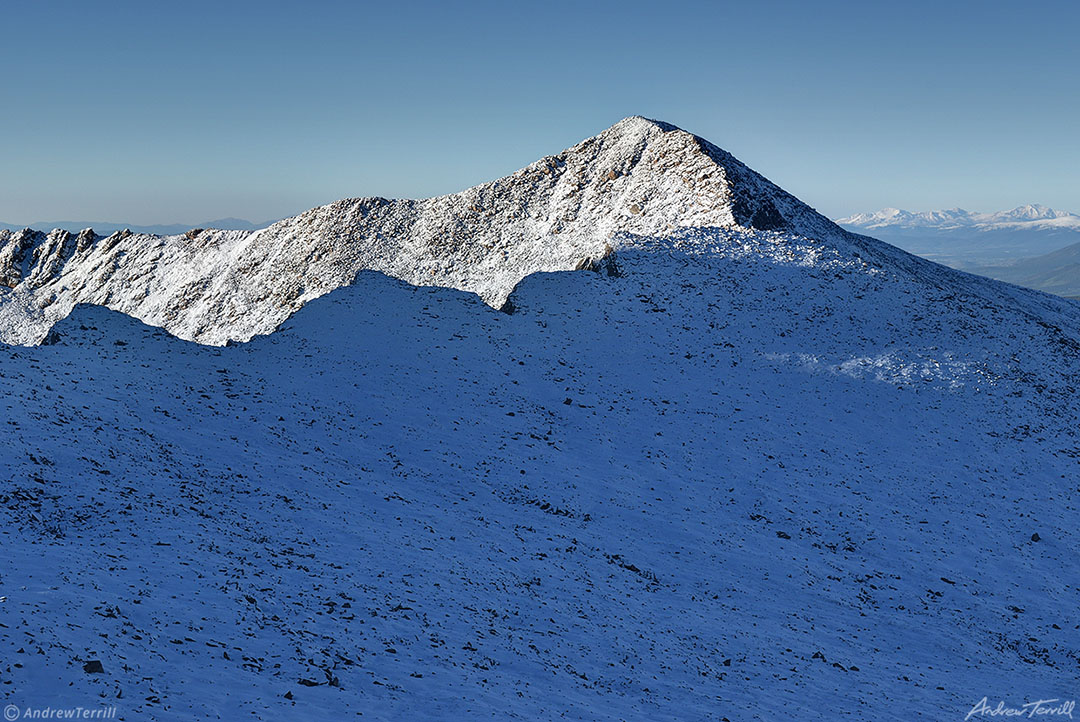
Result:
[0, 118, 1077, 720]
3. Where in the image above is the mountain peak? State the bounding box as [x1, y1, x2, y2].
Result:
[991, 204, 1073, 222]
[565, 117, 842, 237]
[604, 115, 674, 132]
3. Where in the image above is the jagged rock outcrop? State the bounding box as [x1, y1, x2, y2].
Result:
[0, 117, 859, 345]
[0, 229, 42, 288]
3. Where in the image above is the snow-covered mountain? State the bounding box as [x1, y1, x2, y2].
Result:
[1, 117, 847, 346]
[2, 119, 1079, 720]
[837, 205, 1080, 268]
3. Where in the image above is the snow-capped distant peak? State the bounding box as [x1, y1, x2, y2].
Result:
[987, 204, 1072, 222]
[835, 208, 910, 226]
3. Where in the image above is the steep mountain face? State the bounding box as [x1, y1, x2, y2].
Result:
[0, 117, 851, 346]
[838, 205, 1080, 268]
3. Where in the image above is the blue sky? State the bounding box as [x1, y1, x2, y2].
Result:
[2, 0, 1077, 225]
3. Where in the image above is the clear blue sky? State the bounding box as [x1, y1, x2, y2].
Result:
[3, 0, 1077, 225]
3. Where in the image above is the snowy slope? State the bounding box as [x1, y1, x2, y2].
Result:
[838, 205, 1080, 268]
[1, 121, 1079, 720]
[3, 229, 1080, 720]
[0, 117, 846, 346]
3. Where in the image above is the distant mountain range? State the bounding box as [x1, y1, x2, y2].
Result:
[837, 205, 1080, 296]
[0, 217, 275, 236]
[839, 204, 1080, 234]
[837, 204, 1080, 266]
[838, 204, 1080, 265]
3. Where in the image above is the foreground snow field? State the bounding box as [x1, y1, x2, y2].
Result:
[2, 228, 1079, 720]
[1, 119, 1078, 719]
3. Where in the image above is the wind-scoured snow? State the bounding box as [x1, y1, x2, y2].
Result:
[1, 120, 1079, 720]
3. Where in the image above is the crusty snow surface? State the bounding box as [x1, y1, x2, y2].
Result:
[1, 120, 1079, 720]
